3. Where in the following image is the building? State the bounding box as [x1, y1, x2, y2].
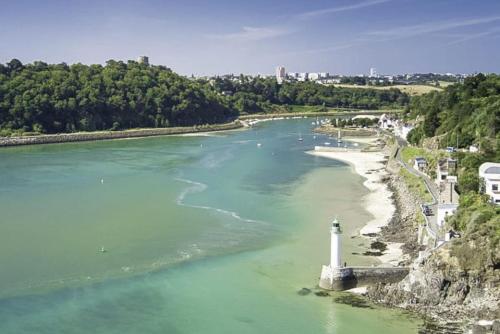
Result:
[319, 218, 343, 289]
[137, 56, 149, 65]
[276, 66, 286, 84]
[437, 181, 459, 227]
[469, 145, 479, 153]
[413, 157, 427, 172]
[378, 114, 395, 129]
[309, 73, 320, 81]
[436, 158, 457, 184]
[298, 72, 309, 81]
[369, 67, 378, 78]
[479, 162, 500, 205]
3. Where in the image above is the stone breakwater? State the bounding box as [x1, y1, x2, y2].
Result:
[0, 121, 243, 147]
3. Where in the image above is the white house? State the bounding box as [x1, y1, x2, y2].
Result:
[437, 181, 459, 227]
[437, 203, 458, 227]
[469, 145, 479, 153]
[413, 157, 427, 172]
[479, 162, 500, 205]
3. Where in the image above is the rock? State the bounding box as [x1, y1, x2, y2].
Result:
[314, 291, 330, 297]
[471, 324, 488, 334]
[492, 320, 500, 333]
[297, 288, 312, 296]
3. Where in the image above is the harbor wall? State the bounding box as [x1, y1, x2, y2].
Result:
[0, 121, 243, 147]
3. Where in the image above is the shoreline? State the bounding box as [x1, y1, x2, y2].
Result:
[0, 121, 243, 147]
[306, 144, 403, 266]
[238, 109, 401, 120]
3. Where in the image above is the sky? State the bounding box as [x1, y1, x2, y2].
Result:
[1, 0, 500, 75]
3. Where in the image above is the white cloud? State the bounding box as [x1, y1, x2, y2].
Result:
[366, 16, 500, 40]
[447, 27, 500, 45]
[297, 0, 391, 20]
[207, 26, 291, 41]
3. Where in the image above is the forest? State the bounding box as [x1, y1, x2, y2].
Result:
[0, 59, 409, 135]
[406, 73, 499, 149]
[0, 59, 236, 135]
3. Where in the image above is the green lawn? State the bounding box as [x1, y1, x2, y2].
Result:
[399, 168, 433, 203]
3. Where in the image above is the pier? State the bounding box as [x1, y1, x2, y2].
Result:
[319, 219, 409, 290]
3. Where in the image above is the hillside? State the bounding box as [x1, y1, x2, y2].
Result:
[371, 74, 500, 327]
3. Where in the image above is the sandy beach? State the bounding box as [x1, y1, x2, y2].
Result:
[306, 146, 402, 266]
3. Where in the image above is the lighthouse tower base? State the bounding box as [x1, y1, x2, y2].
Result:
[319, 265, 356, 290]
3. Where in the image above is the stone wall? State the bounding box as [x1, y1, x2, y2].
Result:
[320, 266, 409, 290]
[0, 122, 243, 147]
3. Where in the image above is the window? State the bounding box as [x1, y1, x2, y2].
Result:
[493, 184, 498, 191]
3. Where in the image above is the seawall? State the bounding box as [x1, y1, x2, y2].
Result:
[0, 121, 243, 147]
[319, 266, 409, 290]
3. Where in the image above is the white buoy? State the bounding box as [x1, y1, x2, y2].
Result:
[100, 178, 104, 184]
[257, 143, 262, 147]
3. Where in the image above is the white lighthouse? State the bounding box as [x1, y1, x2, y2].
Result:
[330, 218, 342, 268]
[319, 218, 347, 289]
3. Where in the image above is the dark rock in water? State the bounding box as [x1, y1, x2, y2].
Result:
[333, 294, 373, 309]
[363, 251, 383, 256]
[351, 252, 360, 255]
[314, 291, 330, 297]
[297, 288, 312, 296]
[370, 241, 387, 252]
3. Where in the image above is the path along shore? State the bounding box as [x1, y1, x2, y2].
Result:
[0, 121, 243, 147]
[306, 138, 404, 266]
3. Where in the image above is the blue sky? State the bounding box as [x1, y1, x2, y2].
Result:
[1, 0, 500, 75]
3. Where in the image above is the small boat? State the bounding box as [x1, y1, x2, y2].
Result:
[313, 136, 316, 139]
[324, 142, 331, 145]
[298, 132, 303, 141]
[257, 143, 262, 147]
[353, 143, 359, 147]
[99, 246, 107, 253]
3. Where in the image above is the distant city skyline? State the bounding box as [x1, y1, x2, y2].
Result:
[1, 0, 500, 75]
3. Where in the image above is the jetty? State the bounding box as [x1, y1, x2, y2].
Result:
[319, 219, 409, 290]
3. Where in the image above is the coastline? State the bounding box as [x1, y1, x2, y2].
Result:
[0, 121, 243, 147]
[238, 109, 401, 120]
[306, 143, 403, 266]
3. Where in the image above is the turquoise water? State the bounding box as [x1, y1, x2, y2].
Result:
[0, 119, 421, 333]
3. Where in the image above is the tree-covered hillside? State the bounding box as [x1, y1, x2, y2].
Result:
[404, 74, 499, 264]
[210, 76, 409, 114]
[406, 73, 499, 148]
[0, 59, 410, 136]
[0, 59, 236, 135]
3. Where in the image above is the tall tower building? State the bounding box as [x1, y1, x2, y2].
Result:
[137, 56, 149, 65]
[369, 67, 377, 78]
[276, 66, 286, 84]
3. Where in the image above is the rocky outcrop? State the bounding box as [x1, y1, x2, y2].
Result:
[367, 245, 500, 330]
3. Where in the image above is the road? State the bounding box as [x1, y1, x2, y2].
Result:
[394, 136, 443, 245]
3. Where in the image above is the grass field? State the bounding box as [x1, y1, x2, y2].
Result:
[399, 168, 434, 203]
[333, 84, 443, 96]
